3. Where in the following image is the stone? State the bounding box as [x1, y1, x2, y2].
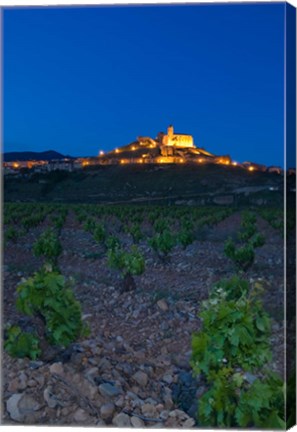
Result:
[18, 372, 28, 390]
[112, 412, 131, 427]
[145, 397, 158, 406]
[99, 383, 121, 398]
[132, 370, 148, 387]
[29, 360, 44, 370]
[162, 374, 173, 385]
[134, 350, 146, 360]
[43, 387, 59, 408]
[183, 417, 196, 428]
[7, 394, 24, 422]
[49, 362, 64, 375]
[165, 417, 179, 428]
[96, 418, 107, 426]
[7, 377, 19, 393]
[155, 403, 164, 412]
[159, 410, 169, 421]
[131, 416, 145, 427]
[179, 371, 193, 387]
[98, 358, 112, 371]
[34, 375, 45, 387]
[100, 402, 115, 420]
[141, 403, 157, 418]
[163, 387, 173, 410]
[84, 367, 99, 385]
[157, 299, 169, 312]
[7, 393, 41, 422]
[169, 409, 188, 420]
[20, 394, 41, 412]
[73, 408, 89, 423]
[114, 395, 125, 408]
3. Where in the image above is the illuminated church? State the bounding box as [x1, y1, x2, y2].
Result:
[98, 124, 233, 166]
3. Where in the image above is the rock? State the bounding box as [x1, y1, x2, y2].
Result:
[157, 299, 168, 312]
[141, 403, 157, 418]
[34, 375, 45, 387]
[100, 402, 115, 420]
[183, 417, 196, 427]
[98, 358, 112, 371]
[7, 394, 23, 422]
[7, 393, 41, 422]
[96, 418, 107, 426]
[43, 387, 59, 408]
[84, 367, 99, 385]
[99, 383, 121, 398]
[169, 409, 188, 420]
[159, 410, 169, 421]
[7, 377, 19, 393]
[134, 350, 146, 361]
[163, 387, 173, 410]
[132, 370, 148, 387]
[162, 374, 173, 385]
[179, 371, 193, 387]
[18, 394, 41, 413]
[131, 416, 145, 427]
[155, 403, 164, 412]
[18, 372, 28, 390]
[165, 417, 179, 428]
[29, 360, 44, 369]
[112, 412, 131, 427]
[61, 407, 70, 416]
[126, 391, 143, 406]
[114, 395, 125, 408]
[73, 408, 89, 423]
[49, 362, 64, 375]
[145, 397, 158, 406]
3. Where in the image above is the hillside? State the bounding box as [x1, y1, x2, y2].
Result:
[3, 150, 71, 162]
[4, 163, 290, 207]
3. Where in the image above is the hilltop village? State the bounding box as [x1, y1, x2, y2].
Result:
[3, 125, 288, 176]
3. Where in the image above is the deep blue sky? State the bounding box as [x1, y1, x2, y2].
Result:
[3, 3, 285, 165]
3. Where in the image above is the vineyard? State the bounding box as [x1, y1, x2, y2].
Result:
[2, 202, 295, 427]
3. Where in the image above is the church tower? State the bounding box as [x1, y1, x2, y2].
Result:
[167, 125, 174, 137]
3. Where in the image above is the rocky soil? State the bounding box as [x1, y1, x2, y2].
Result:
[2, 211, 287, 427]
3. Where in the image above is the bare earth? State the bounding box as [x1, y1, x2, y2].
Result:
[2, 212, 285, 427]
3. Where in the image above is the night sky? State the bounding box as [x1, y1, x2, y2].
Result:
[3, 3, 285, 166]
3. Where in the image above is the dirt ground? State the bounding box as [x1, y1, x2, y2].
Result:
[2, 210, 288, 426]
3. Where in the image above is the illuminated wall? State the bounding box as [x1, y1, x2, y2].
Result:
[162, 125, 194, 148]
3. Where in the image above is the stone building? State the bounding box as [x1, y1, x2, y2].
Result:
[161, 125, 194, 148]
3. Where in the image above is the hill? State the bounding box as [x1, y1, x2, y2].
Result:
[3, 150, 71, 162]
[4, 163, 289, 207]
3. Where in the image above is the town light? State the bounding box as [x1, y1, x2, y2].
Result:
[115, 148, 119, 153]
[248, 166, 255, 171]
[99, 150, 104, 156]
[232, 161, 238, 166]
